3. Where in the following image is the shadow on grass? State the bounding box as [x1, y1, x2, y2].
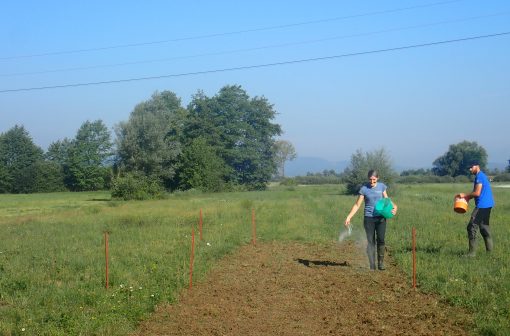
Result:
[296, 258, 349, 267]
[401, 245, 442, 254]
[396, 246, 490, 258]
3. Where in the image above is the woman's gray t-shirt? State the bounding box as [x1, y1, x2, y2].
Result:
[359, 182, 387, 217]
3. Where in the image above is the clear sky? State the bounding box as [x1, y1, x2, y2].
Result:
[1, 0, 509, 169]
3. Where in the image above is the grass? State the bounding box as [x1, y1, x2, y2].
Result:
[0, 183, 509, 335]
[389, 183, 510, 336]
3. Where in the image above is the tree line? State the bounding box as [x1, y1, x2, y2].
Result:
[0, 85, 287, 197]
[2, 84, 508, 196]
[283, 143, 510, 192]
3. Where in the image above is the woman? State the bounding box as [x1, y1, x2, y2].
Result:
[345, 170, 397, 270]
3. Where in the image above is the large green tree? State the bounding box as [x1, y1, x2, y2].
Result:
[46, 138, 73, 165]
[0, 163, 9, 193]
[39, 160, 66, 192]
[185, 85, 282, 190]
[178, 137, 228, 192]
[432, 141, 487, 176]
[0, 125, 44, 193]
[115, 91, 187, 189]
[343, 148, 397, 195]
[66, 120, 113, 191]
[46, 138, 73, 190]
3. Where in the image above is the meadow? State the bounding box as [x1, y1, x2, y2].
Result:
[0, 183, 509, 335]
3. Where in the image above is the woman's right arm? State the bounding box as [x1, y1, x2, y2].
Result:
[345, 195, 364, 227]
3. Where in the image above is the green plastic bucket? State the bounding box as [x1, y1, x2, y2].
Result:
[375, 198, 394, 219]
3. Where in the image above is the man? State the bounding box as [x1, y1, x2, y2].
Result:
[456, 160, 495, 257]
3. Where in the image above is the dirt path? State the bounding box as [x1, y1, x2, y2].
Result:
[134, 241, 472, 335]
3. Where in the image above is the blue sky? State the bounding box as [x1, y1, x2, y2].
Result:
[1, 0, 509, 169]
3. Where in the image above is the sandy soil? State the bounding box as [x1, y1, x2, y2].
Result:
[134, 241, 472, 335]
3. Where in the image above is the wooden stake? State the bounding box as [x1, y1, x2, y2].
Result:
[412, 227, 417, 289]
[104, 231, 109, 289]
[189, 228, 195, 289]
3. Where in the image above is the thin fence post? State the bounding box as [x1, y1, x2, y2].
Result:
[104, 231, 109, 289]
[189, 228, 195, 289]
[412, 227, 417, 289]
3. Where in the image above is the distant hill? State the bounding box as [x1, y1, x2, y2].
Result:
[284, 157, 348, 177]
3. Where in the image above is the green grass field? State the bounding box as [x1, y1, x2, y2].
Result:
[0, 184, 509, 335]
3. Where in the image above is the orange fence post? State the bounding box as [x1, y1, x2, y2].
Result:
[199, 209, 203, 241]
[104, 231, 109, 289]
[412, 227, 417, 289]
[252, 208, 256, 246]
[189, 228, 195, 289]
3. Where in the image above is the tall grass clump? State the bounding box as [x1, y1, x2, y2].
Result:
[110, 173, 164, 200]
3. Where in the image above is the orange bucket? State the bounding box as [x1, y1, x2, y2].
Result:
[454, 197, 468, 214]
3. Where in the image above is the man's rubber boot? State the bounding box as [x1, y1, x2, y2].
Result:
[377, 245, 386, 270]
[466, 239, 477, 257]
[484, 237, 493, 252]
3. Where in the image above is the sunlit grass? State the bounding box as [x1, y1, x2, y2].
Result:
[0, 184, 509, 335]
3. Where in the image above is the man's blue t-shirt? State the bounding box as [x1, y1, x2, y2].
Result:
[474, 171, 494, 208]
[359, 182, 387, 217]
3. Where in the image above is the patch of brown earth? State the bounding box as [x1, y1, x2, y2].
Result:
[134, 241, 471, 335]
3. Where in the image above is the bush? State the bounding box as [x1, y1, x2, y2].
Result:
[280, 178, 297, 186]
[396, 175, 424, 184]
[396, 174, 473, 184]
[111, 173, 164, 200]
[293, 175, 342, 185]
[453, 175, 471, 183]
[493, 173, 510, 182]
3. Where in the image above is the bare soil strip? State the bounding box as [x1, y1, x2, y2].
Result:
[134, 241, 471, 335]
